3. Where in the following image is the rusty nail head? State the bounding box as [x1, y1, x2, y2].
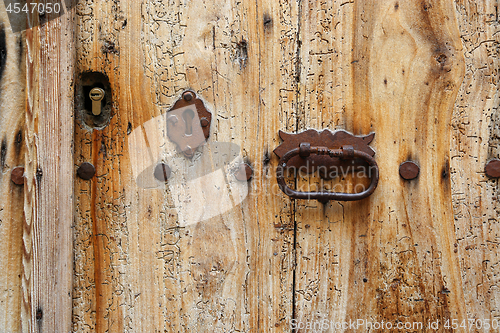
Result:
[183, 146, 195, 159]
[167, 115, 179, 126]
[154, 163, 171, 182]
[36, 308, 43, 321]
[77, 162, 96, 180]
[235, 163, 253, 181]
[183, 91, 194, 102]
[11, 167, 25, 185]
[200, 117, 209, 128]
[485, 159, 500, 178]
[399, 161, 420, 180]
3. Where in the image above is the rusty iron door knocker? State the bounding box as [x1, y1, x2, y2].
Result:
[274, 129, 379, 202]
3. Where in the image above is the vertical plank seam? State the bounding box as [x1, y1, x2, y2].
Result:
[253, 0, 261, 331]
[292, 0, 304, 326]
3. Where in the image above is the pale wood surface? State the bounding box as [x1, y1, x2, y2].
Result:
[294, 1, 500, 331]
[0, 2, 76, 333]
[452, 0, 500, 325]
[23, 2, 76, 332]
[295, 0, 468, 328]
[0, 5, 26, 332]
[72, 1, 297, 332]
[0, 0, 499, 332]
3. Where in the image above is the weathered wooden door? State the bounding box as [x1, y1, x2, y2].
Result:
[0, 0, 499, 332]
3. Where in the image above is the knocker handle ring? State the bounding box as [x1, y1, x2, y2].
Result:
[276, 143, 379, 202]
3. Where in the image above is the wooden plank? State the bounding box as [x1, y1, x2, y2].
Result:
[247, 1, 301, 330]
[293, 1, 358, 326]
[23, 2, 76, 332]
[294, 0, 469, 329]
[452, 0, 500, 323]
[72, 0, 299, 331]
[0, 5, 26, 332]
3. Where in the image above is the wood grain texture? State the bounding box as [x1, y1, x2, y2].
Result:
[23, 1, 76, 332]
[452, 0, 500, 325]
[0, 0, 490, 332]
[72, 0, 298, 332]
[294, 0, 468, 330]
[0, 5, 26, 332]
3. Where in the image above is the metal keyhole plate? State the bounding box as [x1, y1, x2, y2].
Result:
[166, 91, 212, 159]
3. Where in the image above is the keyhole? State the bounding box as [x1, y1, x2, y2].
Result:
[183, 109, 195, 136]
